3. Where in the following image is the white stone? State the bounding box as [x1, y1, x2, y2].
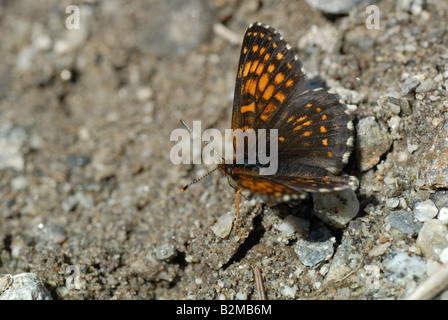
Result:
[277, 215, 309, 237]
[438, 207, 448, 225]
[211, 212, 235, 238]
[414, 199, 439, 221]
[0, 273, 52, 300]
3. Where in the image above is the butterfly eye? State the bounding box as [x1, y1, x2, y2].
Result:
[225, 166, 233, 175]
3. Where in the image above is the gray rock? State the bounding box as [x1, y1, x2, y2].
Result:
[387, 210, 422, 236]
[295, 227, 335, 267]
[0, 273, 52, 300]
[400, 77, 420, 95]
[415, 79, 434, 93]
[419, 120, 448, 188]
[384, 252, 426, 284]
[356, 117, 393, 171]
[417, 219, 448, 261]
[305, 0, 377, 14]
[0, 123, 27, 171]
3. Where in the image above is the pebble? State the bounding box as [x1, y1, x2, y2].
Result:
[295, 227, 335, 267]
[312, 189, 359, 228]
[415, 79, 434, 93]
[438, 207, 448, 224]
[0, 273, 52, 300]
[419, 120, 448, 188]
[277, 215, 309, 238]
[384, 252, 426, 284]
[368, 242, 391, 258]
[11, 175, 28, 191]
[386, 198, 400, 208]
[37, 223, 67, 244]
[155, 243, 177, 261]
[400, 77, 420, 95]
[356, 117, 393, 171]
[386, 210, 422, 236]
[416, 219, 448, 261]
[0, 123, 27, 171]
[305, 0, 373, 14]
[414, 199, 439, 222]
[211, 211, 235, 238]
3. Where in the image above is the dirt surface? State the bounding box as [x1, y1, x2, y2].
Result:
[1, 0, 448, 300]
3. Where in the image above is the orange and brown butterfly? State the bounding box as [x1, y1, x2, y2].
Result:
[183, 22, 358, 230]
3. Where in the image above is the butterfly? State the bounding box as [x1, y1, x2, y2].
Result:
[182, 22, 358, 231]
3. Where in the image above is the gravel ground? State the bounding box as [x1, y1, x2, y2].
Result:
[1, 0, 448, 300]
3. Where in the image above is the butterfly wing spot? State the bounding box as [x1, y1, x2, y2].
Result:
[322, 138, 329, 146]
[241, 102, 255, 114]
[301, 131, 313, 137]
[274, 73, 285, 84]
[320, 125, 327, 133]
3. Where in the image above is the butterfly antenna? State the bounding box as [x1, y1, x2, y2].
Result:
[179, 119, 225, 163]
[180, 167, 219, 192]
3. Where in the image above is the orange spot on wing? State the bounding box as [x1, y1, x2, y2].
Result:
[274, 73, 284, 84]
[255, 62, 265, 75]
[285, 79, 294, 87]
[279, 136, 285, 142]
[306, 103, 312, 108]
[276, 53, 283, 60]
[258, 73, 269, 92]
[241, 102, 255, 114]
[262, 85, 275, 100]
[243, 62, 251, 77]
[301, 131, 313, 137]
[322, 138, 328, 146]
[252, 45, 259, 52]
[263, 53, 271, 61]
[274, 91, 286, 103]
[320, 126, 327, 133]
[260, 101, 277, 121]
[327, 151, 333, 158]
[316, 107, 322, 112]
[321, 114, 327, 120]
[267, 64, 275, 73]
[287, 116, 295, 122]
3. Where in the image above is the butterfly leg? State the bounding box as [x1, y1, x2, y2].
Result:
[233, 189, 243, 233]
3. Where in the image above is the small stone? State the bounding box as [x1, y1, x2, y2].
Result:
[295, 227, 335, 267]
[438, 207, 448, 224]
[277, 215, 309, 237]
[305, 0, 374, 14]
[400, 77, 420, 96]
[368, 242, 391, 258]
[356, 117, 393, 171]
[37, 223, 67, 244]
[384, 252, 426, 283]
[11, 175, 28, 191]
[415, 79, 434, 93]
[416, 219, 448, 261]
[414, 199, 439, 221]
[387, 210, 422, 236]
[419, 120, 448, 188]
[155, 243, 177, 261]
[211, 211, 235, 238]
[62, 195, 78, 212]
[386, 198, 400, 208]
[312, 189, 359, 228]
[0, 273, 52, 300]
